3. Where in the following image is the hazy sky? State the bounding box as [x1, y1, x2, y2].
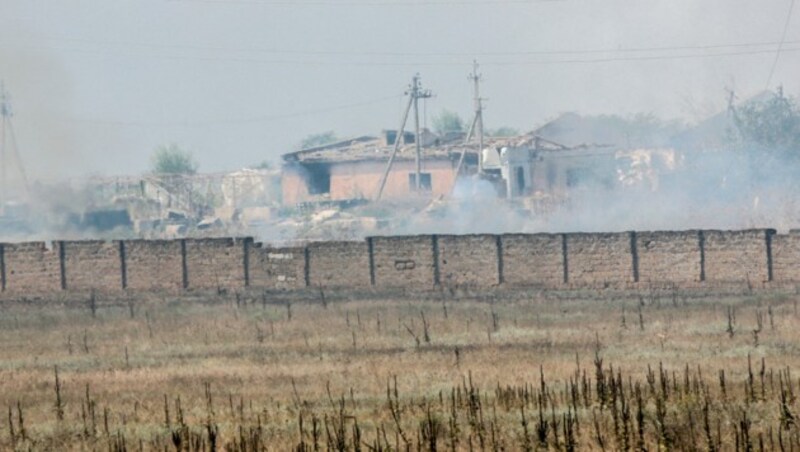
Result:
[1, 0, 798, 179]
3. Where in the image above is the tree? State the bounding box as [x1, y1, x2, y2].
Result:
[298, 131, 338, 150]
[487, 127, 519, 137]
[733, 89, 800, 151]
[151, 144, 198, 175]
[252, 160, 274, 170]
[432, 110, 465, 135]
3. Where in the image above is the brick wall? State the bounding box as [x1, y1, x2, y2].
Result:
[636, 231, 701, 283]
[330, 160, 457, 201]
[772, 233, 800, 282]
[437, 235, 499, 287]
[125, 240, 184, 292]
[307, 241, 371, 288]
[62, 240, 123, 292]
[501, 234, 564, 287]
[2, 242, 62, 294]
[704, 230, 771, 284]
[370, 235, 435, 288]
[248, 243, 306, 290]
[184, 238, 247, 290]
[566, 232, 633, 286]
[0, 228, 793, 297]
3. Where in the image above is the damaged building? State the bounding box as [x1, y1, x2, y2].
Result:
[477, 134, 620, 200]
[281, 130, 479, 205]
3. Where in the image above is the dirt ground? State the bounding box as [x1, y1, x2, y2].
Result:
[1, 291, 800, 450]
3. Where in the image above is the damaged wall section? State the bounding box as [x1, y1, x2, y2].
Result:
[248, 243, 306, 290]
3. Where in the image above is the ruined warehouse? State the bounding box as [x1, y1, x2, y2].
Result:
[2, 228, 800, 298]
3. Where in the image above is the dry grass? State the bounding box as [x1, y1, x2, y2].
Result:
[1, 291, 800, 450]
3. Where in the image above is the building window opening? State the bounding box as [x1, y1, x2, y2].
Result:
[567, 168, 591, 188]
[304, 164, 331, 194]
[546, 164, 557, 189]
[408, 173, 432, 191]
[516, 166, 525, 193]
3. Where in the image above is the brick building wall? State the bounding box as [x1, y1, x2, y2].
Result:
[566, 232, 633, 286]
[703, 230, 771, 284]
[636, 231, 702, 283]
[437, 235, 499, 287]
[500, 234, 564, 287]
[248, 244, 306, 290]
[371, 235, 436, 288]
[281, 160, 457, 205]
[62, 240, 123, 292]
[125, 240, 184, 292]
[329, 160, 457, 201]
[307, 241, 371, 288]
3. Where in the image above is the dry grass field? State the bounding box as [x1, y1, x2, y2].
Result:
[2, 290, 800, 450]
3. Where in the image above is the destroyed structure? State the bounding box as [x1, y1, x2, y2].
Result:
[280, 126, 633, 206]
[281, 130, 478, 205]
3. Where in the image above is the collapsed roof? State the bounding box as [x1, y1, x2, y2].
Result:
[281, 130, 576, 165]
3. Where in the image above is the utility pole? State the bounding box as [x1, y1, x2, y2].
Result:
[454, 61, 485, 178]
[469, 60, 485, 173]
[411, 74, 432, 190]
[0, 83, 29, 205]
[1, 82, 8, 203]
[376, 74, 432, 200]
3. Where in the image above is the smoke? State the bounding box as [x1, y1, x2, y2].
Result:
[357, 143, 800, 239]
[0, 45, 82, 181]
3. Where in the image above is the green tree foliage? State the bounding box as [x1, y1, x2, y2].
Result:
[432, 110, 465, 134]
[299, 131, 338, 150]
[253, 160, 273, 170]
[734, 90, 800, 150]
[151, 144, 198, 175]
[487, 127, 520, 137]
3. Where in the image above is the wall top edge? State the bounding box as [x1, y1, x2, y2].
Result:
[0, 229, 787, 249]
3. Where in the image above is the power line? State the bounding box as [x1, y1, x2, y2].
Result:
[60, 94, 403, 128]
[5, 33, 800, 58]
[765, 0, 796, 89]
[167, 0, 564, 6]
[6, 40, 800, 67]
